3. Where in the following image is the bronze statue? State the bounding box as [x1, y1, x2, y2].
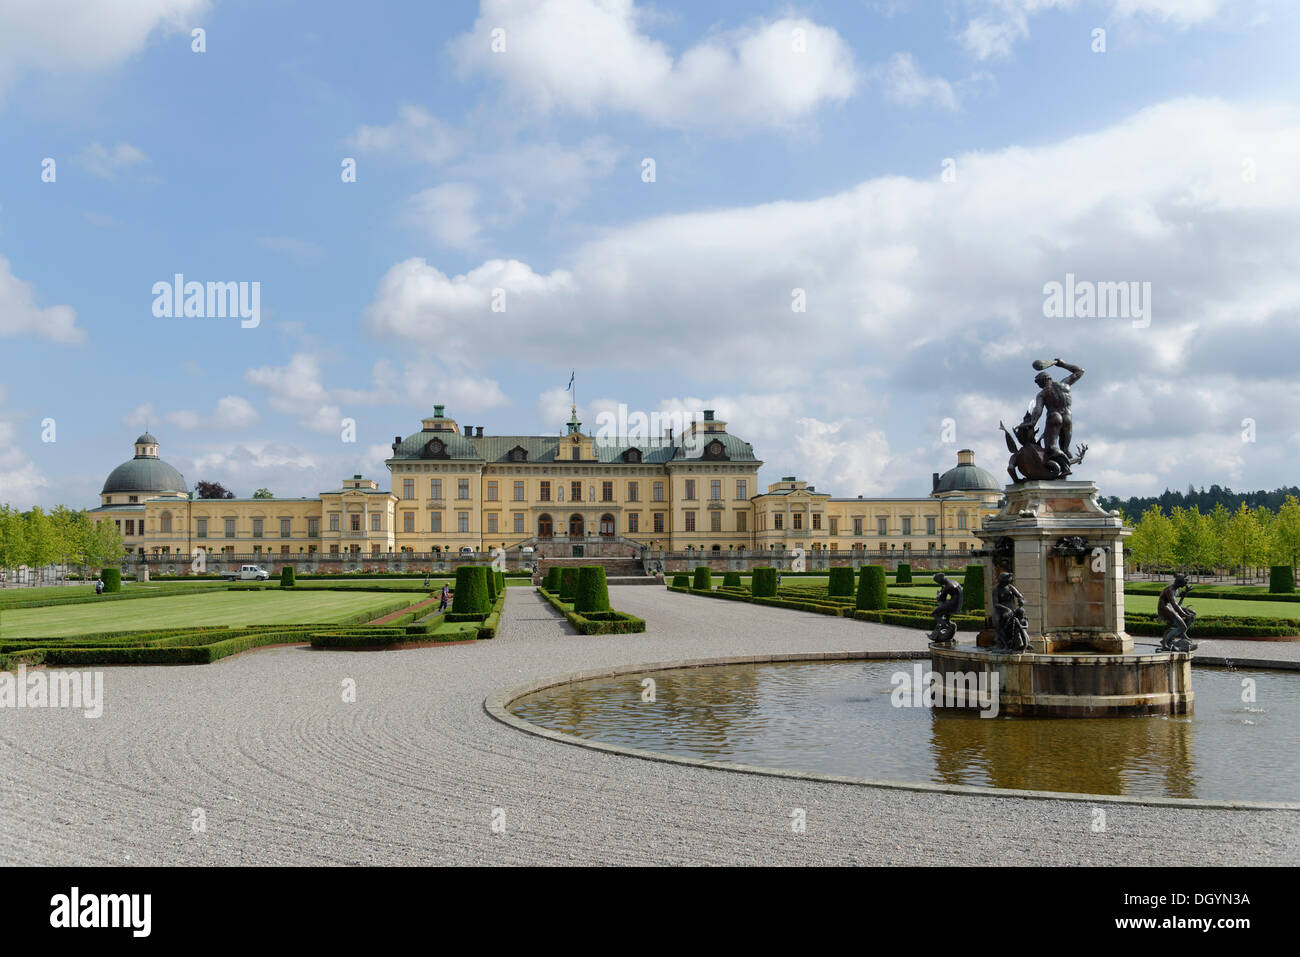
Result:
[992, 572, 1029, 652]
[1000, 358, 1088, 482]
[1157, 574, 1198, 652]
[928, 573, 963, 644]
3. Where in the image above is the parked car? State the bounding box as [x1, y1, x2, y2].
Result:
[519, 546, 535, 555]
[458, 547, 475, 559]
[220, 564, 270, 581]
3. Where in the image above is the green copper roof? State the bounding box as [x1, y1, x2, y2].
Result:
[102, 455, 187, 494]
[388, 428, 759, 464]
[934, 462, 1001, 493]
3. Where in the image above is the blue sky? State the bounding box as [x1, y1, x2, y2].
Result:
[2, 0, 1298, 509]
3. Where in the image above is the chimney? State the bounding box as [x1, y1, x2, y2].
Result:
[433, 404, 445, 417]
[932, 472, 940, 492]
[668, 427, 674, 443]
[392, 436, 401, 454]
[464, 425, 472, 437]
[476, 426, 483, 437]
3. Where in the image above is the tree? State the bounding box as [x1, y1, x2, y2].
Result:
[23, 507, 56, 586]
[0, 505, 27, 585]
[195, 481, 235, 499]
[253, 488, 273, 499]
[1129, 505, 1174, 572]
[1224, 502, 1267, 583]
[1271, 495, 1300, 575]
[90, 519, 126, 572]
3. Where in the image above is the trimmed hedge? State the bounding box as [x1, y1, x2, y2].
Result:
[452, 565, 491, 615]
[828, 566, 855, 598]
[575, 566, 611, 613]
[670, 573, 690, 588]
[895, 563, 912, 584]
[962, 564, 985, 613]
[484, 568, 498, 604]
[751, 567, 778, 597]
[536, 587, 646, 635]
[722, 571, 742, 588]
[101, 568, 121, 593]
[280, 565, 295, 587]
[693, 566, 712, 590]
[1270, 566, 1295, 594]
[560, 567, 580, 602]
[856, 566, 887, 610]
[544, 566, 562, 591]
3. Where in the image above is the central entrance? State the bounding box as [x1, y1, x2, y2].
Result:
[568, 513, 584, 538]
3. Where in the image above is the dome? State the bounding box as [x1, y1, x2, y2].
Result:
[934, 450, 1000, 494]
[102, 435, 187, 495]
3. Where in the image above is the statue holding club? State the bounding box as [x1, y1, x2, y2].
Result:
[1000, 358, 1089, 482]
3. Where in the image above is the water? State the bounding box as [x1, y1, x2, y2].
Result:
[510, 660, 1300, 803]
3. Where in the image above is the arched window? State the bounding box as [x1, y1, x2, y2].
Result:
[160, 512, 172, 533]
[538, 514, 553, 538]
[599, 514, 615, 536]
[569, 513, 584, 537]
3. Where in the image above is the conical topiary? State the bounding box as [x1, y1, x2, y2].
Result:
[895, 562, 912, 584]
[828, 566, 854, 597]
[559, 567, 579, 602]
[575, 566, 611, 613]
[856, 565, 887, 610]
[692, 566, 712, 590]
[751, 567, 777, 597]
[722, 571, 741, 588]
[544, 566, 561, 591]
[452, 565, 490, 614]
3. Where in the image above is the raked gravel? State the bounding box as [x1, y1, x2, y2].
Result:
[1, 587, 1296, 866]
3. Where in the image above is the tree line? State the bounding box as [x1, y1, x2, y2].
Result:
[0, 504, 126, 586]
[1100, 484, 1300, 518]
[1125, 497, 1300, 579]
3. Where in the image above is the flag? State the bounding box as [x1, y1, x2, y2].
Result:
[566, 371, 575, 390]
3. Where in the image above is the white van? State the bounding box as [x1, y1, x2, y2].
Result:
[221, 564, 270, 581]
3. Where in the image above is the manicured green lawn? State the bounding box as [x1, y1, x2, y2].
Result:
[0, 590, 416, 639]
[0, 580, 225, 608]
[1123, 594, 1300, 621]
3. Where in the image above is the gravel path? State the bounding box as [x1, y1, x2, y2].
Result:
[1, 587, 1295, 866]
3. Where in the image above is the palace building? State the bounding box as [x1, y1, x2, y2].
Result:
[89, 407, 1002, 562]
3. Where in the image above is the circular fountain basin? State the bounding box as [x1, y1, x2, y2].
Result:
[929, 642, 1193, 717]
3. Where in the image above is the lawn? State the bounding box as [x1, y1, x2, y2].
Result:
[0, 589, 418, 639]
[0, 580, 225, 608]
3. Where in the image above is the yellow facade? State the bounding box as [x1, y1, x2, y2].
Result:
[90, 418, 1002, 561]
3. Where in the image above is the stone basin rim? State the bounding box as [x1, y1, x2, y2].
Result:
[484, 650, 1300, 813]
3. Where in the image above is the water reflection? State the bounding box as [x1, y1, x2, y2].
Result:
[509, 661, 1298, 803]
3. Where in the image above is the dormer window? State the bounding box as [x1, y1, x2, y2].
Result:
[623, 448, 642, 464]
[424, 438, 447, 459]
[508, 446, 528, 462]
[702, 439, 729, 461]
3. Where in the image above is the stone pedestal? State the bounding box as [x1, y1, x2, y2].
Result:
[976, 480, 1131, 654]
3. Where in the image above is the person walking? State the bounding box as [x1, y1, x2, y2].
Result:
[438, 583, 450, 612]
[94, 577, 104, 595]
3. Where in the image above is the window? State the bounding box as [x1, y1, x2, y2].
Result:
[308, 518, 319, 537]
[927, 517, 936, 535]
[736, 480, 747, 500]
[125, 519, 135, 536]
[653, 482, 664, 502]
[225, 518, 236, 538]
[513, 513, 524, 534]
[252, 518, 263, 538]
[160, 513, 172, 533]
[330, 545, 339, 554]
[329, 513, 340, 532]
[853, 518, 862, 536]
[627, 482, 639, 502]
[458, 511, 469, 533]
[371, 513, 381, 532]
[281, 519, 291, 537]
[685, 511, 696, 532]
[486, 481, 498, 501]
[829, 518, 838, 536]
[487, 513, 498, 534]
[513, 481, 525, 501]
[877, 517, 888, 536]
[958, 512, 968, 530]
[684, 479, 696, 500]
[600, 514, 615, 536]
[538, 514, 553, 537]
[710, 511, 722, 532]
[710, 479, 721, 500]
[960, 541, 968, 552]
[196, 518, 208, 538]
[128, 496, 138, 504]
[812, 514, 822, 531]
[736, 512, 747, 533]
[281, 545, 289, 555]
[431, 512, 442, 533]
[793, 513, 803, 530]
[431, 479, 442, 500]
[403, 513, 414, 533]
[774, 514, 784, 530]
[540, 481, 551, 502]
[351, 514, 361, 532]
[403, 479, 414, 500]
[653, 512, 665, 533]
[572, 447, 581, 461]
[457, 479, 470, 499]
[902, 517, 912, 536]
[602, 481, 613, 502]
[571, 481, 582, 502]
[510, 447, 527, 462]
[627, 513, 639, 534]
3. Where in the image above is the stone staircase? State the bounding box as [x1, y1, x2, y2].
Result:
[535, 556, 660, 586]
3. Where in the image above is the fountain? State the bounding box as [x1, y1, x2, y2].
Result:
[928, 358, 1194, 717]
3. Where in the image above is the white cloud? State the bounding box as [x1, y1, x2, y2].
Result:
[0, 0, 208, 97]
[451, 1, 858, 129]
[0, 256, 83, 343]
[163, 395, 260, 432]
[76, 141, 150, 179]
[346, 104, 464, 164]
[877, 53, 959, 110]
[0, 419, 48, 509]
[406, 183, 483, 250]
